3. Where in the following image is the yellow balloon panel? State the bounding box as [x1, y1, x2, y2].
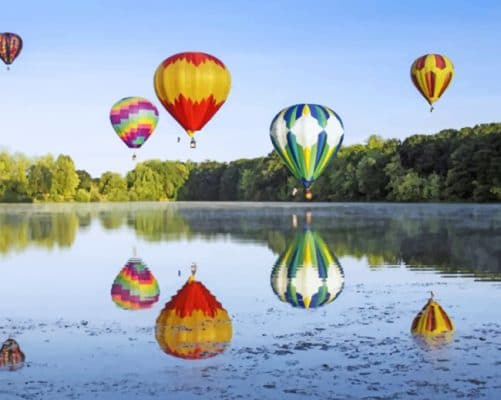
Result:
[156, 309, 232, 360]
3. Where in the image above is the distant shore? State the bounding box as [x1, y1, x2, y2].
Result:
[0, 122, 500, 204]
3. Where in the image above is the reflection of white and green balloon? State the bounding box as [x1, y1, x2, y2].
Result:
[271, 229, 344, 309]
[270, 104, 344, 200]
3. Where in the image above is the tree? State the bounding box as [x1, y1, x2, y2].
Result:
[127, 163, 164, 201]
[50, 155, 79, 201]
[99, 172, 128, 201]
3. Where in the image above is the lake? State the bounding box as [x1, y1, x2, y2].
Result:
[0, 202, 500, 399]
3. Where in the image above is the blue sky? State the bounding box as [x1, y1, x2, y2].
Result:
[1, 0, 500, 176]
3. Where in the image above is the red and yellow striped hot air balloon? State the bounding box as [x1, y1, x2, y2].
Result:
[0, 33, 23, 70]
[153, 52, 231, 148]
[155, 265, 232, 360]
[411, 292, 455, 346]
[410, 53, 454, 112]
[0, 339, 25, 371]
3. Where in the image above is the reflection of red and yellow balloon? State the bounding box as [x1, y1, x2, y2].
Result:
[410, 53, 454, 111]
[411, 293, 454, 338]
[153, 52, 231, 147]
[0, 339, 25, 371]
[155, 273, 232, 360]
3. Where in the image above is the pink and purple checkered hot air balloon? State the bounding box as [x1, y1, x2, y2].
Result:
[111, 257, 160, 310]
[110, 97, 159, 160]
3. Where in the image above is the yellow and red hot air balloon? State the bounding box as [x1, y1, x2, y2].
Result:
[410, 53, 454, 112]
[411, 292, 455, 346]
[155, 265, 232, 360]
[153, 52, 231, 148]
[0, 339, 25, 371]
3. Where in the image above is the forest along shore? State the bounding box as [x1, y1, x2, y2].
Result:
[0, 122, 499, 203]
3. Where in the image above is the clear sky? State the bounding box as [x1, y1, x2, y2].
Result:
[1, 0, 501, 177]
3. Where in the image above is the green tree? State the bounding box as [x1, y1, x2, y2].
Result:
[50, 155, 79, 201]
[99, 172, 128, 201]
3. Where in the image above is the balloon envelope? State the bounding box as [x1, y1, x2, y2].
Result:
[0, 33, 23, 66]
[270, 104, 344, 190]
[111, 257, 160, 310]
[153, 52, 231, 139]
[156, 274, 232, 360]
[110, 97, 159, 149]
[271, 228, 344, 309]
[410, 54, 454, 108]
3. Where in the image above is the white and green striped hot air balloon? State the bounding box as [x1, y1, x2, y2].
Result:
[270, 104, 344, 200]
[271, 228, 344, 309]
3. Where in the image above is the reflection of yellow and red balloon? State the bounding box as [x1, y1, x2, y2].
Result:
[155, 273, 232, 360]
[111, 257, 160, 310]
[153, 52, 231, 148]
[410, 53, 454, 111]
[0, 339, 25, 371]
[411, 293, 454, 346]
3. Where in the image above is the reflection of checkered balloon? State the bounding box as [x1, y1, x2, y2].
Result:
[111, 258, 160, 310]
[270, 104, 344, 189]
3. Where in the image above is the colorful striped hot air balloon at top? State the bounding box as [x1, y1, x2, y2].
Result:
[411, 292, 455, 346]
[111, 257, 160, 310]
[0, 33, 23, 70]
[0, 339, 25, 371]
[109, 97, 159, 160]
[410, 53, 454, 112]
[270, 104, 344, 200]
[154, 51, 231, 148]
[271, 227, 344, 309]
[155, 265, 232, 360]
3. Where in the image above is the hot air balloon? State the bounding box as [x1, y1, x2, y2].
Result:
[0, 339, 25, 371]
[0, 33, 23, 70]
[111, 257, 160, 310]
[410, 53, 454, 112]
[109, 97, 159, 160]
[270, 104, 344, 200]
[271, 227, 344, 309]
[153, 52, 231, 149]
[155, 264, 232, 360]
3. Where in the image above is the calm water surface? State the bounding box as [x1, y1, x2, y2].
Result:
[0, 202, 500, 399]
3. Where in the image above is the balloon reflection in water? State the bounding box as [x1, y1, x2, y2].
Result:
[0, 339, 25, 371]
[155, 266, 232, 360]
[111, 257, 160, 310]
[271, 227, 344, 309]
[411, 292, 455, 348]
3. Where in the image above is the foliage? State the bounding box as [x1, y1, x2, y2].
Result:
[0, 123, 500, 203]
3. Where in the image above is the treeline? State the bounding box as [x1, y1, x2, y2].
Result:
[0, 123, 500, 203]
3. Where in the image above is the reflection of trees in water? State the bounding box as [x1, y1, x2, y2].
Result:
[173, 206, 501, 279]
[0, 212, 79, 253]
[128, 209, 191, 241]
[98, 210, 126, 230]
[0, 204, 499, 279]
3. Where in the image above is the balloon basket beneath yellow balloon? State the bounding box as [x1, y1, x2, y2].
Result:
[304, 188, 313, 201]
